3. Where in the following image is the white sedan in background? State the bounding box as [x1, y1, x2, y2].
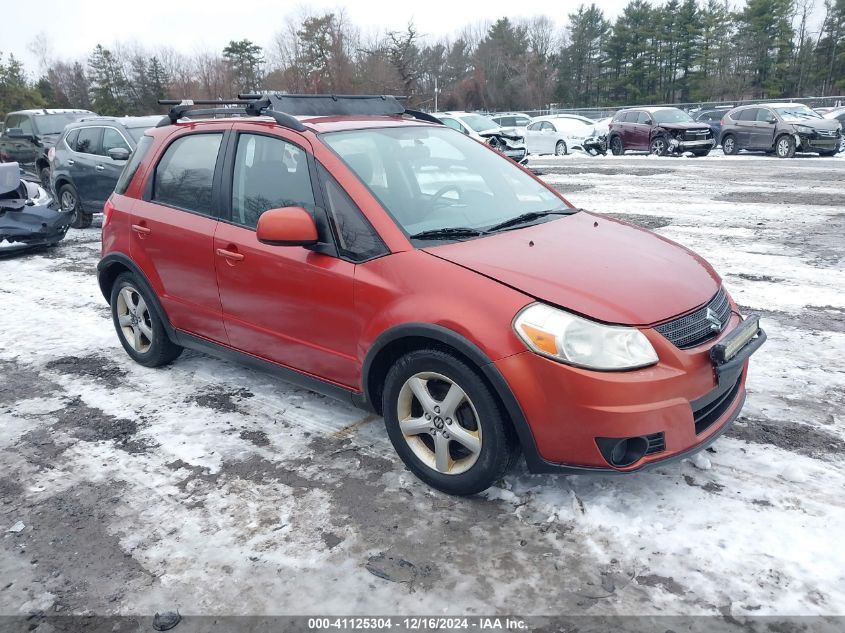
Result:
[525, 115, 596, 155]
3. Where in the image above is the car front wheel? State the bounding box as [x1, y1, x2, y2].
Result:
[775, 134, 796, 158]
[382, 349, 516, 495]
[110, 273, 183, 368]
[650, 135, 669, 156]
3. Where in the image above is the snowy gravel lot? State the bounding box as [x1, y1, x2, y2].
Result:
[1, 152, 844, 620]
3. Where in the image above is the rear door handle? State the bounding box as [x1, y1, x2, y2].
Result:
[216, 248, 244, 262]
[131, 224, 151, 235]
[95, 164, 105, 171]
[67, 159, 75, 165]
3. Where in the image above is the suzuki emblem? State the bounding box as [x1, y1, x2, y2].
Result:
[705, 308, 722, 332]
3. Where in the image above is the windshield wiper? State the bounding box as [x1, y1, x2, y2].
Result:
[485, 208, 578, 233]
[409, 227, 486, 240]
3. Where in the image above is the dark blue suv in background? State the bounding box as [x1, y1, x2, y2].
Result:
[50, 116, 159, 228]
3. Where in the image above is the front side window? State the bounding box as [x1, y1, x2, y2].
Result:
[322, 126, 566, 240]
[75, 127, 102, 154]
[637, 112, 652, 124]
[231, 134, 315, 229]
[153, 133, 222, 215]
[103, 127, 130, 154]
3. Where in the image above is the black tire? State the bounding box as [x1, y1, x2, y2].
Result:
[609, 135, 624, 156]
[554, 140, 567, 156]
[59, 183, 93, 229]
[721, 134, 738, 155]
[691, 149, 711, 157]
[775, 134, 796, 158]
[110, 272, 183, 368]
[818, 149, 838, 157]
[650, 135, 669, 156]
[382, 348, 517, 495]
[39, 166, 52, 194]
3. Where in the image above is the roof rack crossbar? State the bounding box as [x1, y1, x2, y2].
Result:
[156, 97, 306, 132]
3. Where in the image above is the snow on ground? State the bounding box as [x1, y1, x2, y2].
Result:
[0, 154, 844, 620]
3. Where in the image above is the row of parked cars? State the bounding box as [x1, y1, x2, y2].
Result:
[433, 103, 845, 160]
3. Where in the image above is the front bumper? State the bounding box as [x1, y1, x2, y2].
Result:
[796, 134, 840, 152]
[496, 311, 764, 472]
[503, 147, 528, 161]
[671, 138, 716, 151]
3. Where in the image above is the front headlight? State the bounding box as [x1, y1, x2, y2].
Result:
[794, 125, 814, 134]
[513, 303, 658, 371]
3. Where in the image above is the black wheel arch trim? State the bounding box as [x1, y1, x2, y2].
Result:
[97, 252, 177, 340]
[360, 322, 546, 471]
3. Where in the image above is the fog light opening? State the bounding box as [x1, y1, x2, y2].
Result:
[596, 436, 649, 468]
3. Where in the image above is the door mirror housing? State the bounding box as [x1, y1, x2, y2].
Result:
[256, 206, 318, 247]
[108, 147, 130, 161]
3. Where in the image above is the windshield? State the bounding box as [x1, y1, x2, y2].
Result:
[653, 109, 694, 124]
[459, 114, 499, 133]
[322, 126, 567, 239]
[32, 113, 86, 135]
[774, 105, 821, 121]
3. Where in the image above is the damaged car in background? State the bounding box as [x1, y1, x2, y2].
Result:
[0, 162, 71, 255]
[432, 111, 527, 162]
[609, 107, 716, 156]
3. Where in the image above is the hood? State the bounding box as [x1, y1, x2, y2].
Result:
[424, 212, 721, 326]
[479, 128, 523, 143]
[788, 118, 841, 132]
[657, 122, 712, 132]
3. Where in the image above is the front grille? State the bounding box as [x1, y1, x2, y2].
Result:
[644, 432, 665, 455]
[692, 373, 743, 435]
[817, 129, 836, 138]
[655, 287, 731, 349]
[683, 129, 710, 140]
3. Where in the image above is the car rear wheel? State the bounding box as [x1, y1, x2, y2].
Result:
[554, 140, 567, 156]
[110, 273, 183, 368]
[610, 136, 624, 156]
[721, 134, 738, 155]
[650, 135, 669, 156]
[59, 184, 92, 229]
[382, 348, 516, 495]
[775, 134, 796, 158]
[818, 149, 838, 157]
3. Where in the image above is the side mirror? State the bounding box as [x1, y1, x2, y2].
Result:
[5, 127, 27, 139]
[108, 147, 130, 161]
[256, 206, 318, 247]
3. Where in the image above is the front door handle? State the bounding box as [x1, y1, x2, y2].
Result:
[216, 248, 244, 262]
[131, 224, 151, 235]
[67, 159, 75, 165]
[95, 164, 105, 171]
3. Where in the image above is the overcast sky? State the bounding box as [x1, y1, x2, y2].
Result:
[4, 0, 637, 75]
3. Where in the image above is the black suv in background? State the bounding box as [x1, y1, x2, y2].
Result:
[720, 103, 843, 158]
[0, 109, 94, 189]
[50, 116, 159, 228]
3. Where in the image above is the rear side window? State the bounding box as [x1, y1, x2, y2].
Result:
[64, 129, 80, 151]
[637, 112, 651, 124]
[738, 109, 758, 121]
[153, 133, 222, 215]
[317, 163, 387, 262]
[115, 135, 153, 195]
[76, 127, 102, 154]
[624, 112, 640, 123]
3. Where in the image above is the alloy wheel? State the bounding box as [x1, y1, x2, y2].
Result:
[116, 286, 153, 353]
[777, 137, 791, 157]
[555, 141, 567, 156]
[723, 137, 735, 154]
[650, 138, 667, 155]
[396, 371, 482, 475]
